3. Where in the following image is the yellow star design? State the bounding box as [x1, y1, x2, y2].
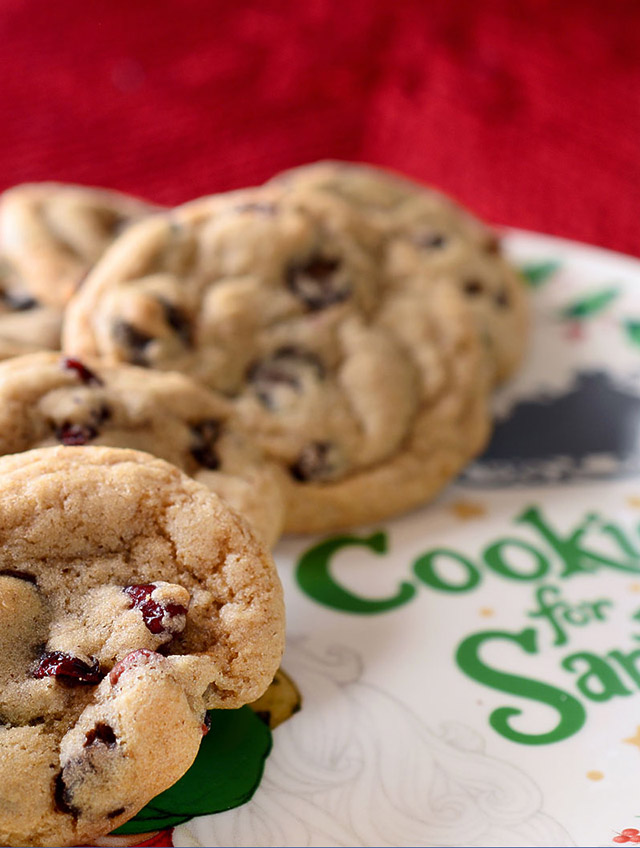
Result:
[479, 607, 495, 617]
[627, 496, 640, 510]
[449, 499, 487, 520]
[623, 726, 640, 750]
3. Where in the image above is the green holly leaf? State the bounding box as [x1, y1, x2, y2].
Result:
[625, 321, 640, 348]
[113, 706, 272, 835]
[560, 287, 619, 320]
[519, 260, 561, 287]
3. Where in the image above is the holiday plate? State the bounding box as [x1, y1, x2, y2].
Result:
[131, 231, 640, 848]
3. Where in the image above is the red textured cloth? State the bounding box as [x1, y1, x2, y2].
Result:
[2, 0, 639, 254]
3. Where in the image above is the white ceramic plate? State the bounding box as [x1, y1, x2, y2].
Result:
[176, 230, 640, 848]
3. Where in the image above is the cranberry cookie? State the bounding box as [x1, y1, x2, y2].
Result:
[63, 186, 492, 533]
[0, 183, 156, 360]
[271, 161, 529, 383]
[0, 351, 285, 547]
[0, 446, 284, 847]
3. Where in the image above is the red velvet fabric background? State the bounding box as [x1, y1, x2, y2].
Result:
[2, 1, 639, 254]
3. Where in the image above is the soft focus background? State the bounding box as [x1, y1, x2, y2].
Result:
[2, 0, 638, 254]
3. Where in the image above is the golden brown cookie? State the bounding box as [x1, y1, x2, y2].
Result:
[270, 161, 529, 383]
[0, 446, 284, 846]
[0, 183, 156, 360]
[0, 351, 285, 547]
[63, 184, 492, 533]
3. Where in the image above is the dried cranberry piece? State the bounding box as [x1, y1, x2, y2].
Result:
[109, 648, 158, 685]
[202, 712, 212, 736]
[112, 320, 153, 366]
[290, 441, 343, 482]
[190, 419, 221, 469]
[61, 357, 103, 386]
[161, 300, 192, 346]
[84, 722, 117, 748]
[34, 651, 102, 684]
[124, 584, 187, 635]
[55, 423, 98, 446]
[286, 255, 351, 311]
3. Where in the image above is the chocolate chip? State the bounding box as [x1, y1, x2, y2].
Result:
[290, 441, 343, 482]
[286, 255, 351, 311]
[109, 214, 131, 237]
[248, 347, 324, 410]
[112, 320, 153, 366]
[160, 300, 192, 346]
[463, 279, 485, 297]
[34, 651, 102, 685]
[107, 807, 126, 819]
[414, 231, 448, 249]
[54, 772, 79, 817]
[55, 423, 98, 446]
[484, 234, 501, 254]
[495, 288, 510, 308]
[2, 291, 38, 311]
[190, 419, 221, 469]
[61, 357, 103, 386]
[96, 403, 111, 424]
[84, 723, 117, 748]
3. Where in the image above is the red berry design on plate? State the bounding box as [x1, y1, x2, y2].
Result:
[61, 356, 103, 386]
[623, 831, 640, 838]
[134, 829, 175, 847]
[34, 651, 102, 684]
[124, 583, 187, 635]
[614, 837, 630, 844]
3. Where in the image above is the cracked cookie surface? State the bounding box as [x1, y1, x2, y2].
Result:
[0, 351, 285, 547]
[0, 446, 284, 847]
[0, 183, 156, 360]
[270, 160, 529, 384]
[63, 184, 492, 532]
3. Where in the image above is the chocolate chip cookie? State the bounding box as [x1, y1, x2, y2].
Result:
[0, 351, 285, 547]
[0, 183, 156, 360]
[270, 161, 529, 383]
[63, 185, 492, 532]
[0, 446, 284, 847]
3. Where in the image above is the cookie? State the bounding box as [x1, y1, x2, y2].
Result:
[0, 351, 285, 547]
[0, 446, 284, 847]
[63, 184, 381, 391]
[0, 183, 156, 360]
[249, 668, 301, 730]
[63, 185, 492, 533]
[270, 161, 529, 383]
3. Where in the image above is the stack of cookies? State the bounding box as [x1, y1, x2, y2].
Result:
[0, 162, 528, 845]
